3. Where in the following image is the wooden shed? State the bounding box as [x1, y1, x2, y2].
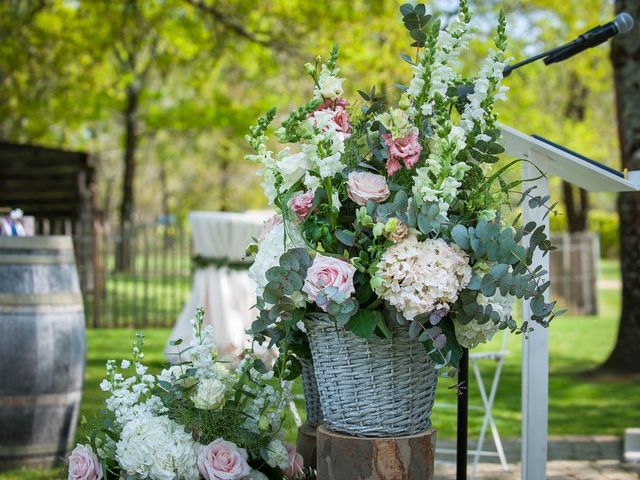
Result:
[0, 141, 97, 298]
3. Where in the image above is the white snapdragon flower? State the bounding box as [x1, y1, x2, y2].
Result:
[316, 152, 345, 178]
[314, 65, 344, 99]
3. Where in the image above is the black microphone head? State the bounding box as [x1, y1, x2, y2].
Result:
[614, 12, 634, 34]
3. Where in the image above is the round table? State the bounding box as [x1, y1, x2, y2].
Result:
[166, 210, 272, 362]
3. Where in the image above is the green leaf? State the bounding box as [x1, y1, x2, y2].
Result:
[347, 309, 381, 339]
[400, 3, 414, 16]
[336, 229, 356, 247]
[410, 28, 427, 45]
[399, 53, 416, 66]
[451, 224, 470, 250]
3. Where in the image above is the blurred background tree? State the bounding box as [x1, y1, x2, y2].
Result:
[0, 0, 633, 364]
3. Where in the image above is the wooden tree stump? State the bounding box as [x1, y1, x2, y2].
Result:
[296, 423, 317, 470]
[316, 425, 436, 480]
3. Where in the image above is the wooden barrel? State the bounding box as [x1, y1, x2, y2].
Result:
[0, 236, 86, 471]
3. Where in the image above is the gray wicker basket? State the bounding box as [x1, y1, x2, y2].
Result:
[305, 313, 438, 437]
[299, 357, 323, 427]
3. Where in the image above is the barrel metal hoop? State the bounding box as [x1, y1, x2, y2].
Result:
[0, 254, 76, 265]
[0, 293, 83, 305]
[0, 390, 82, 407]
[0, 236, 73, 251]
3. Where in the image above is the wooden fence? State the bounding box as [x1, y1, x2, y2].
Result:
[74, 221, 192, 328]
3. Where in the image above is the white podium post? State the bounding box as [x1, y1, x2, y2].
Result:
[500, 124, 640, 480]
[521, 152, 550, 480]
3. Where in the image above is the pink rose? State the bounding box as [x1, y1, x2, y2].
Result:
[382, 131, 422, 176]
[68, 445, 102, 480]
[302, 254, 356, 311]
[290, 191, 315, 219]
[284, 443, 304, 480]
[258, 215, 283, 243]
[346, 171, 390, 206]
[197, 438, 251, 480]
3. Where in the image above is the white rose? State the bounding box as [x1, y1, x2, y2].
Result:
[265, 440, 289, 470]
[346, 171, 390, 206]
[191, 378, 226, 411]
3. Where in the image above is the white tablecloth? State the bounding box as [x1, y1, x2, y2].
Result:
[166, 210, 272, 361]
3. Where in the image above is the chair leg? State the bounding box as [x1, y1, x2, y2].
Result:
[490, 416, 509, 470]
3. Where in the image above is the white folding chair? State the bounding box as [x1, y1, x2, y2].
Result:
[469, 331, 510, 476]
[435, 331, 510, 478]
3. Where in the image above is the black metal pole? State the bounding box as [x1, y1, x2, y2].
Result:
[456, 348, 469, 480]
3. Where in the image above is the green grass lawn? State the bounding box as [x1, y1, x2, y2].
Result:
[2, 263, 636, 479]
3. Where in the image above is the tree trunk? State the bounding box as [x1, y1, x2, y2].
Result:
[602, 0, 640, 373]
[562, 73, 589, 233]
[116, 83, 139, 272]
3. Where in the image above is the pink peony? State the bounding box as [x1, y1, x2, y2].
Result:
[258, 215, 283, 243]
[197, 438, 251, 480]
[382, 131, 422, 176]
[284, 443, 305, 480]
[290, 191, 316, 219]
[302, 254, 356, 311]
[346, 171, 390, 206]
[68, 445, 102, 480]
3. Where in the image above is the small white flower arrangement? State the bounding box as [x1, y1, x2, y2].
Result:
[68, 308, 310, 480]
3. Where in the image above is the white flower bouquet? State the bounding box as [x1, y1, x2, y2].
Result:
[67, 308, 310, 480]
[246, 1, 561, 376]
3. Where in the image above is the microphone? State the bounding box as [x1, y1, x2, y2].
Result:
[544, 13, 634, 65]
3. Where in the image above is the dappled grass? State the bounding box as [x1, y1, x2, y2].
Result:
[2, 263, 635, 479]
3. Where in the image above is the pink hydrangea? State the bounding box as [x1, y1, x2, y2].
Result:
[290, 191, 316, 219]
[382, 131, 422, 176]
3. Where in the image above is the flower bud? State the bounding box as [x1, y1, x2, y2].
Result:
[258, 415, 270, 432]
[304, 63, 316, 75]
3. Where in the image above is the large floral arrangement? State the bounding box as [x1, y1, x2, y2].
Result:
[246, 1, 560, 374]
[67, 308, 309, 480]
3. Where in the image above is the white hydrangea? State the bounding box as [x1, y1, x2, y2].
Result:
[372, 237, 472, 320]
[454, 291, 515, 348]
[190, 377, 226, 411]
[265, 439, 289, 470]
[314, 65, 344, 99]
[116, 413, 199, 480]
[249, 223, 287, 299]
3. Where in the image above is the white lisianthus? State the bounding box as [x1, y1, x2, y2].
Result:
[190, 378, 226, 411]
[116, 413, 199, 480]
[304, 172, 320, 190]
[157, 365, 197, 388]
[314, 65, 344, 99]
[265, 439, 289, 470]
[276, 150, 312, 190]
[372, 236, 472, 320]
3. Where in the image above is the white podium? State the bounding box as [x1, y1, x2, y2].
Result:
[501, 124, 640, 480]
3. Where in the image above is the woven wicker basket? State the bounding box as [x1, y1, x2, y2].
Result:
[305, 313, 438, 437]
[299, 357, 323, 427]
